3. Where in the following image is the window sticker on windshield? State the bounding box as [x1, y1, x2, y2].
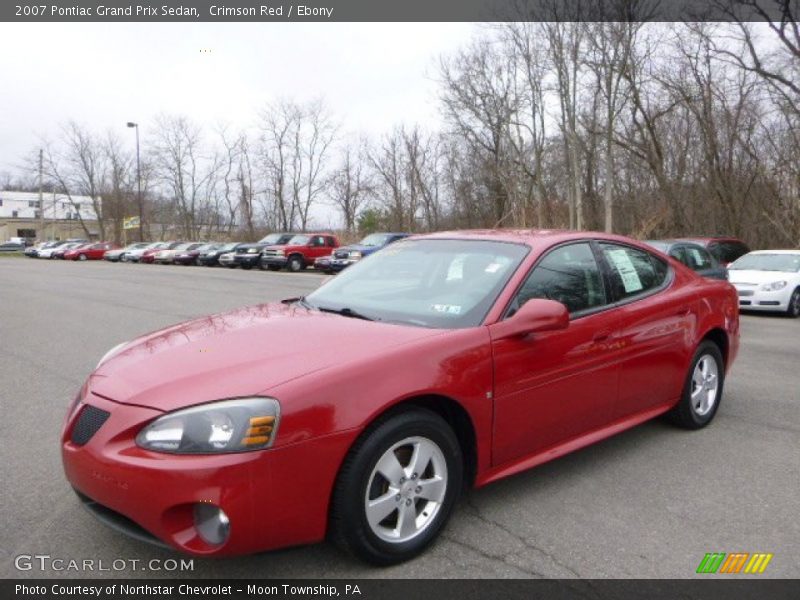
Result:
[606, 249, 643, 293]
[485, 262, 503, 273]
[431, 304, 462, 315]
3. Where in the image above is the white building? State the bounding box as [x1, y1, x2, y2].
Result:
[0, 190, 101, 242]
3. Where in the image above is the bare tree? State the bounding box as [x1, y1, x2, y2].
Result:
[329, 140, 372, 233]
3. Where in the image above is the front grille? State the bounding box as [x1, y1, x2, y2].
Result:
[739, 300, 752, 306]
[738, 290, 754, 297]
[263, 249, 281, 257]
[70, 405, 110, 445]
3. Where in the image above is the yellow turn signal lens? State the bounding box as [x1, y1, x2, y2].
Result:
[243, 435, 270, 446]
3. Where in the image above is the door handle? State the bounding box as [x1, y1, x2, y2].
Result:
[593, 330, 612, 342]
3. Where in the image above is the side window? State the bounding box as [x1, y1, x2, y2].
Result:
[684, 246, 713, 270]
[326, 236, 336, 247]
[707, 242, 722, 262]
[311, 236, 325, 247]
[509, 243, 606, 316]
[668, 246, 687, 266]
[600, 243, 668, 300]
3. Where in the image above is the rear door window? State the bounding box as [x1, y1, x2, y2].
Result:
[600, 243, 669, 301]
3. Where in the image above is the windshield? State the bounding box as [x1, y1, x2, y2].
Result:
[259, 233, 295, 245]
[305, 239, 529, 328]
[730, 253, 800, 272]
[220, 242, 239, 251]
[173, 243, 192, 251]
[359, 234, 390, 247]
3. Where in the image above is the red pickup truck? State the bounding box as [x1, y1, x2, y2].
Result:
[260, 233, 339, 272]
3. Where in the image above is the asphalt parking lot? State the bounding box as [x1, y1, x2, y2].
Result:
[1, 258, 798, 579]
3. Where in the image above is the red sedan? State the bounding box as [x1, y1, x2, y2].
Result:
[61, 230, 739, 564]
[63, 242, 118, 261]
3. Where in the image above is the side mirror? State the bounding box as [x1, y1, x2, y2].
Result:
[491, 299, 569, 340]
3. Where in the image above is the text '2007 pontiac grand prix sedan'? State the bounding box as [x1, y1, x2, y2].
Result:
[61, 230, 739, 564]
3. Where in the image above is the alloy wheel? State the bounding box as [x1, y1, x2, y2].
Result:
[364, 436, 448, 544]
[691, 355, 719, 416]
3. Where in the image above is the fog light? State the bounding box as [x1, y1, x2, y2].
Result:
[193, 503, 230, 546]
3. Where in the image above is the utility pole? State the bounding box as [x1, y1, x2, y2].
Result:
[127, 122, 144, 241]
[38, 149, 44, 241]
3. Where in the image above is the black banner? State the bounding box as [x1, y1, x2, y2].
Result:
[2, 0, 798, 23]
[5, 579, 800, 600]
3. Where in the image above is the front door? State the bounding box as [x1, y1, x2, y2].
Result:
[490, 242, 624, 466]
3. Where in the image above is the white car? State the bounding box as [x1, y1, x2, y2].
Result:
[38, 241, 80, 259]
[728, 250, 800, 317]
[126, 242, 170, 263]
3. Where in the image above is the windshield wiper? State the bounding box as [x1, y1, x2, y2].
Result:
[281, 296, 312, 309]
[317, 306, 376, 321]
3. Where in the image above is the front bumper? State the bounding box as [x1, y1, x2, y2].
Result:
[260, 256, 288, 268]
[328, 258, 357, 272]
[198, 255, 219, 266]
[734, 286, 792, 312]
[234, 254, 262, 267]
[61, 392, 355, 556]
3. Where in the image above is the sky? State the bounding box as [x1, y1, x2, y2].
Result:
[0, 22, 477, 177]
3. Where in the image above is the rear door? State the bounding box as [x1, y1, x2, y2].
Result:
[597, 243, 695, 419]
[491, 242, 624, 465]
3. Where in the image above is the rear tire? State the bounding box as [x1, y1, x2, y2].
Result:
[667, 341, 724, 429]
[329, 409, 462, 565]
[787, 288, 800, 318]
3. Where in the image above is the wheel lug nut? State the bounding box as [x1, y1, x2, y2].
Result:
[411, 473, 418, 480]
[395, 494, 401, 501]
[415, 486, 422, 493]
[405, 498, 412, 506]
[399, 477, 405, 483]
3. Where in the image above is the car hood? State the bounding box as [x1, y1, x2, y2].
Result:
[89, 303, 444, 412]
[728, 269, 800, 285]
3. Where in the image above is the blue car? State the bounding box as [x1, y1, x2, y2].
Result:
[316, 232, 409, 273]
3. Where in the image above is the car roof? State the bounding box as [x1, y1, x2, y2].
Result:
[677, 236, 746, 244]
[745, 249, 800, 255]
[412, 229, 649, 250]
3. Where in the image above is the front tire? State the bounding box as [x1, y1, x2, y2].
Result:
[787, 288, 800, 318]
[329, 409, 462, 565]
[78, 254, 87, 261]
[287, 255, 304, 272]
[667, 341, 724, 429]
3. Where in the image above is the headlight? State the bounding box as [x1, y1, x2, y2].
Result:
[96, 341, 128, 368]
[274, 249, 285, 256]
[350, 251, 362, 259]
[247, 248, 259, 254]
[761, 281, 787, 291]
[136, 397, 280, 454]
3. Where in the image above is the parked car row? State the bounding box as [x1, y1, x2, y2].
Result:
[23, 239, 120, 261]
[18, 231, 799, 317]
